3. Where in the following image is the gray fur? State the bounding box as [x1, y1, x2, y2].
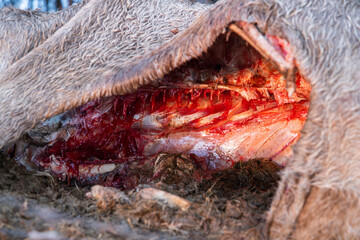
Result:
[0, 0, 359, 239]
[0, 0, 88, 72]
[0, 0, 209, 148]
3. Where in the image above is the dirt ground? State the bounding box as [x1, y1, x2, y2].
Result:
[0, 150, 280, 240]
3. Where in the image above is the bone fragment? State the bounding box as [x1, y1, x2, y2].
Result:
[138, 188, 191, 211]
[79, 164, 116, 176]
[86, 185, 131, 210]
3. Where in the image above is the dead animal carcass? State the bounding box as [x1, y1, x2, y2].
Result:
[0, 0, 359, 239]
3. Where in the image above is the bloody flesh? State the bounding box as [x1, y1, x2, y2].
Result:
[16, 34, 311, 189]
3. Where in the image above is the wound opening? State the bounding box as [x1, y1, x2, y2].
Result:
[13, 30, 311, 189]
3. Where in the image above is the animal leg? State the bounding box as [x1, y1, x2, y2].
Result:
[230, 21, 360, 239]
[266, 178, 360, 239]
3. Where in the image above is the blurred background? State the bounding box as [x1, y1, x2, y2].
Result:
[0, 0, 217, 11]
[0, 0, 79, 11]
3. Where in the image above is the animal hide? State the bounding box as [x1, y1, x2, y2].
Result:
[0, 0, 359, 239]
